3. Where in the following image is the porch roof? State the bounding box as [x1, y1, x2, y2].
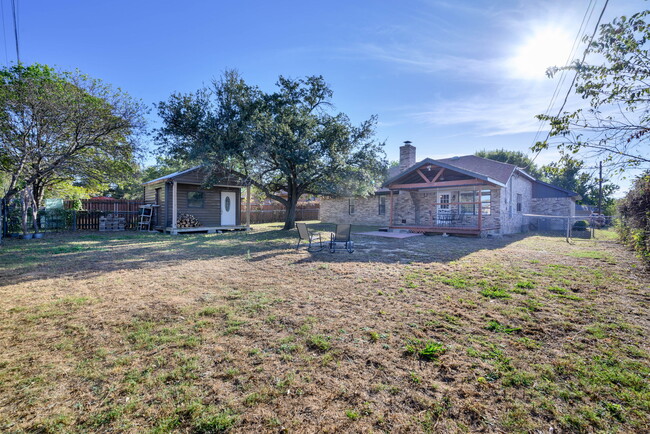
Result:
[383, 158, 506, 189]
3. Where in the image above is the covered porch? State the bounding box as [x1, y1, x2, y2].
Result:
[384, 159, 502, 236]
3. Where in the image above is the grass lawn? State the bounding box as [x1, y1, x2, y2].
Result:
[0, 223, 648, 432]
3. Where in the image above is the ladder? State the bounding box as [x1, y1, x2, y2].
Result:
[138, 205, 158, 231]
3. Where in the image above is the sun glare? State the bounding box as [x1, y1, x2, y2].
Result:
[510, 27, 574, 80]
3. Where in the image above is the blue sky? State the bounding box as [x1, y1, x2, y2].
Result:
[5, 0, 644, 192]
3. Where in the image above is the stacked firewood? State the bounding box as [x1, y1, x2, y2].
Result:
[177, 213, 202, 228]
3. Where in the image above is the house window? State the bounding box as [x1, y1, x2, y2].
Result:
[516, 194, 522, 212]
[459, 191, 475, 214]
[378, 196, 386, 215]
[439, 193, 450, 210]
[349, 198, 355, 215]
[481, 190, 491, 215]
[187, 191, 204, 208]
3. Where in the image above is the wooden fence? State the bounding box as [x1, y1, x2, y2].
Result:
[246, 203, 320, 224]
[45, 199, 320, 230]
[63, 200, 145, 230]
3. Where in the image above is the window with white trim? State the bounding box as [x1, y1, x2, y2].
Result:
[481, 190, 491, 215]
[459, 191, 475, 214]
[439, 193, 450, 210]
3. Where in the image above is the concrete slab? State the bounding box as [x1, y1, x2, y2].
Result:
[354, 231, 424, 239]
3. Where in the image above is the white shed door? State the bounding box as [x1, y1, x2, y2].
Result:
[221, 192, 236, 226]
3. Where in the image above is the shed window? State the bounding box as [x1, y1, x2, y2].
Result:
[349, 198, 355, 215]
[516, 194, 522, 212]
[187, 191, 204, 208]
[378, 196, 386, 215]
[481, 190, 491, 215]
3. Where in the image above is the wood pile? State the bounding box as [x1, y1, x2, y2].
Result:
[177, 213, 202, 228]
[99, 214, 126, 231]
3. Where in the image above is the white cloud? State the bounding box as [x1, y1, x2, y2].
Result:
[408, 91, 558, 137]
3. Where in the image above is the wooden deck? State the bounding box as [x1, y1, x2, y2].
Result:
[163, 226, 249, 235]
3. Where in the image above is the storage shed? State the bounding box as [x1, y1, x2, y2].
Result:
[142, 166, 250, 234]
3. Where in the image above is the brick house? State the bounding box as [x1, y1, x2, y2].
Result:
[320, 142, 579, 236]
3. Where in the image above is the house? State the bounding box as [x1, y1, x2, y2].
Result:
[320, 142, 580, 236]
[142, 166, 250, 234]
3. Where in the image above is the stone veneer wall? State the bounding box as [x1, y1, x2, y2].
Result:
[529, 197, 576, 231]
[322, 188, 502, 234]
[320, 196, 390, 226]
[498, 173, 534, 234]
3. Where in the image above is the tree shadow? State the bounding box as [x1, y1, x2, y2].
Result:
[0, 225, 524, 288]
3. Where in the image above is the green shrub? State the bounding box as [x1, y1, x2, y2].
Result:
[618, 172, 650, 264]
[572, 220, 589, 231]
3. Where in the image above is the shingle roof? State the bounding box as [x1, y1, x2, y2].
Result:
[437, 155, 523, 185]
[142, 166, 202, 185]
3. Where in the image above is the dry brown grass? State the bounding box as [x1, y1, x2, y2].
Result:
[0, 223, 648, 433]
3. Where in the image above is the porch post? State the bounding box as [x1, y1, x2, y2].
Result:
[389, 190, 394, 226]
[246, 185, 251, 229]
[172, 181, 178, 229]
[478, 190, 482, 233]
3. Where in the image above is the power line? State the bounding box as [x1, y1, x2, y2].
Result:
[529, 0, 597, 151]
[10, 0, 18, 63]
[0, 0, 8, 65]
[526, 0, 610, 170]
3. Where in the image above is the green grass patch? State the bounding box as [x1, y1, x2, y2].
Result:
[480, 287, 511, 299]
[485, 320, 521, 334]
[404, 338, 447, 361]
[306, 334, 331, 352]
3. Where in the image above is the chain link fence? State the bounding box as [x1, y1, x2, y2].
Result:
[523, 214, 617, 241]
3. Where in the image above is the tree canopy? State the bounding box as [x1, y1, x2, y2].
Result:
[157, 71, 387, 229]
[0, 63, 145, 208]
[534, 10, 650, 171]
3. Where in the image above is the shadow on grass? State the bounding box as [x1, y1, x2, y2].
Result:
[0, 222, 523, 287]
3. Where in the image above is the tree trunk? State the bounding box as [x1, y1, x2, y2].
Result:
[282, 194, 299, 230]
[29, 188, 39, 234]
[20, 190, 29, 235]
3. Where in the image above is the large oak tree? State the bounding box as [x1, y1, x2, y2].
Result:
[157, 71, 387, 229]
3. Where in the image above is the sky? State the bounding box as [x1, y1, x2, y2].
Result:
[4, 0, 646, 193]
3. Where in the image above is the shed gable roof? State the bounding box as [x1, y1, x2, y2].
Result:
[143, 165, 246, 187]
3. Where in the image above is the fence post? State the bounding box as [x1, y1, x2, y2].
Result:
[72, 210, 77, 231]
[565, 216, 570, 243]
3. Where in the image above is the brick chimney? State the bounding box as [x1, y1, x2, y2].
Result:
[399, 141, 416, 172]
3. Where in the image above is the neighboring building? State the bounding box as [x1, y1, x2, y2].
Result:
[142, 166, 249, 234]
[320, 142, 580, 236]
[575, 204, 598, 217]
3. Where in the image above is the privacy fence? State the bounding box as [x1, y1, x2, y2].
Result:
[2, 198, 320, 234]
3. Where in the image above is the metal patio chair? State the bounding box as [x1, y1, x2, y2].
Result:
[329, 224, 354, 253]
[295, 222, 323, 252]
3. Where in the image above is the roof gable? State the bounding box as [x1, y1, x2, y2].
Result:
[143, 165, 246, 187]
[384, 157, 507, 188]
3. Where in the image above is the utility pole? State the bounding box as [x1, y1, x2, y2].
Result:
[595, 161, 603, 239]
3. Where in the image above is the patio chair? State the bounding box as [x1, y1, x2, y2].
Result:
[295, 223, 323, 252]
[329, 224, 354, 253]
